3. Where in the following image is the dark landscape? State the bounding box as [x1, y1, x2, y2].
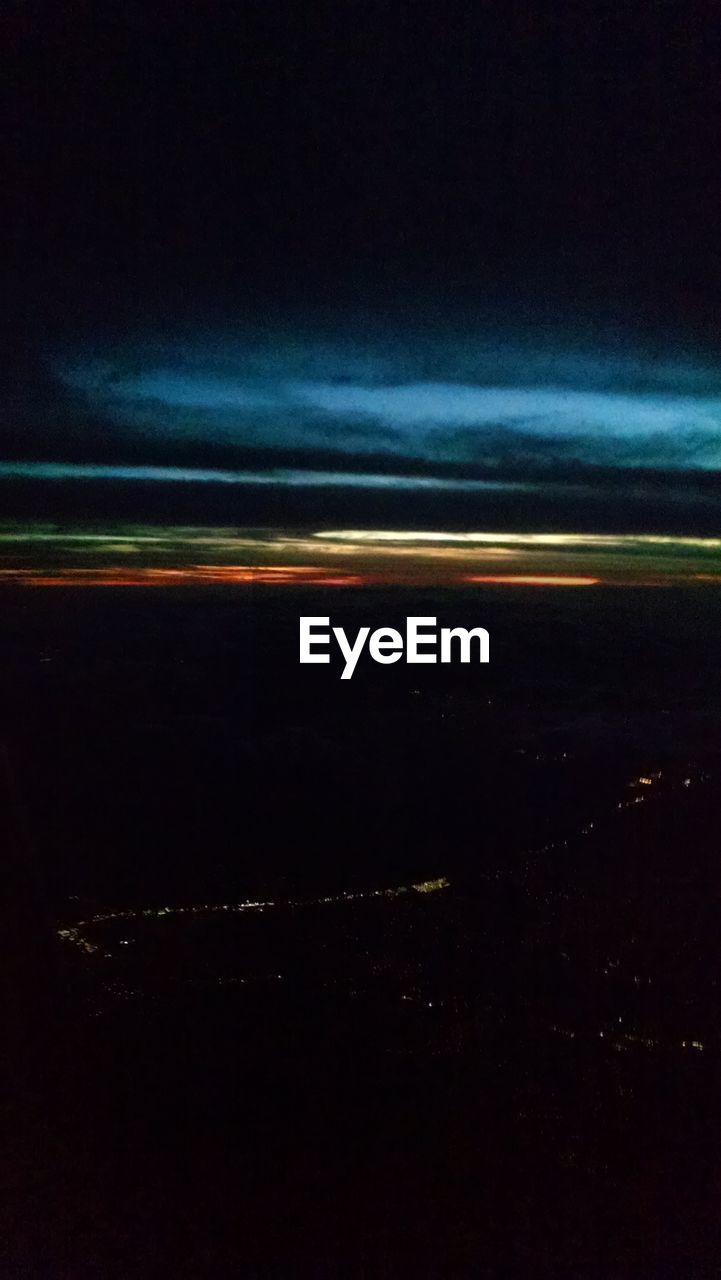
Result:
[3, 583, 721, 1276]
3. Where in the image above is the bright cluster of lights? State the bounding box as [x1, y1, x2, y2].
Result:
[57, 877, 451, 954]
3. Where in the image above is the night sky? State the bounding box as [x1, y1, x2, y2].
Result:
[4, 2, 721, 576]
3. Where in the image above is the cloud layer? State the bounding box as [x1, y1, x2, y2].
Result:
[49, 328, 721, 478]
[3, 320, 721, 533]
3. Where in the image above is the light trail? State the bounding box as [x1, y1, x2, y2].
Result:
[57, 877, 451, 953]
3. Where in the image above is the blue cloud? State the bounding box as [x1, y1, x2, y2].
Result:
[55, 332, 721, 474]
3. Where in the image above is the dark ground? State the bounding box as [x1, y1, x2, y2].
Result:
[3, 585, 721, 1277]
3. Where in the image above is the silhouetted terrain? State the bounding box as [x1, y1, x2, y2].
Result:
[3, 585, 721, 1276]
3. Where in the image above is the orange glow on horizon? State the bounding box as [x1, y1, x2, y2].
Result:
[0, 559, 711, 590]
[0, 565, 368, 587]
[464, 574, 601, 587]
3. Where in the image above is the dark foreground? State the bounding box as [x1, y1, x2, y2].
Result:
[3, 586, 721, 1277]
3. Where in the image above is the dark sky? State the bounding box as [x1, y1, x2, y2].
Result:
[3, 1, 721, 532]
[6, 1, 721, 303]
